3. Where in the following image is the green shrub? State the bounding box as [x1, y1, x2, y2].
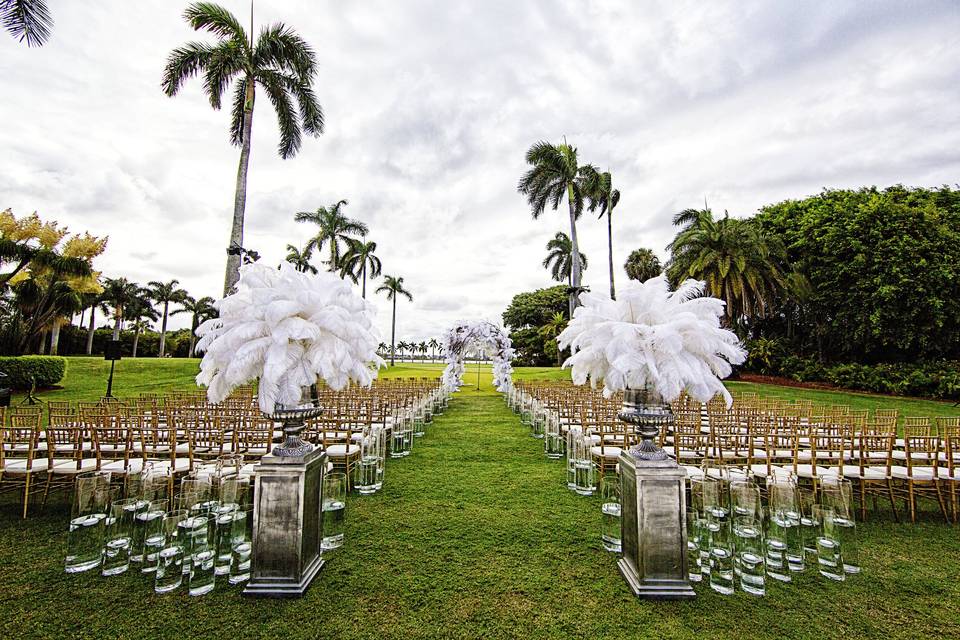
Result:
[743, 352, 960, 399]
[0, 355, 68, 388]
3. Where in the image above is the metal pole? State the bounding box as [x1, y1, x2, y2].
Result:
[476, 354, 481, 392]
[105, 359, 116, 398]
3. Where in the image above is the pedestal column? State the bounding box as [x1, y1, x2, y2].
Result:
[243, 447, 327, 598]
[616, 387, 695, 600]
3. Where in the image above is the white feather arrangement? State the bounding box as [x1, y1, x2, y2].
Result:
[557, 275, 747, 405]
[195, 263, 385, 414]
[440, 320, 515, 392]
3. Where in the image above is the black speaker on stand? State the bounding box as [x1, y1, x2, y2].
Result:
[104, 340, 122, 398]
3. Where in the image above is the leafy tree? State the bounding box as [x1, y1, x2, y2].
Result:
[295, 199, 368, 273]
[284, 243, 317, 274]
[542, 232, 587, 316]
[376, 275, 412, 366]
[502, 285, 568, 365]
[537, 312, 568, 366]
[754, 186, 960, 362]
[339, 238, 381, 298]
[1, 0, 52, 47]
[518, 140, 598, 313]
[148, 279, 188, 357]
[172, 294, 216, 358]
[586, 170, 620, 299]
[666, 208, 786, 332]
[162, 2, 324, 295]
[0, 210, 104, 354]
[624, 248, 662, 282]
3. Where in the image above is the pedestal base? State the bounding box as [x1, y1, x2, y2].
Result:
[619, 450, 696, 600]
[244, 447, 328, 599]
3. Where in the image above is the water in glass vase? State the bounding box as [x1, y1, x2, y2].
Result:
[601, 501, 621, 552]
[321, 500, 346, 550]
[357, 455, 378, 495]
[65, 512, 106, 573]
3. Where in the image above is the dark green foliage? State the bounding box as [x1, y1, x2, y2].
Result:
[754, 185, 960, 363]
[0, 355, 65, 388]
[743, 338, 960, 399]
[502, 286, 568, 365]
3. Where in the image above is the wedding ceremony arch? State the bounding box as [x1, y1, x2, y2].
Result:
[440, 320, 515, 391]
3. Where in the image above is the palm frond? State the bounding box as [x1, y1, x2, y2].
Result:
[162, 42, 215, 96]
[2, 0, 52, 46]
[184, 2, 248, 45]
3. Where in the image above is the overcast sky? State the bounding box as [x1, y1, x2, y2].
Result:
[2, 0, 958, 342]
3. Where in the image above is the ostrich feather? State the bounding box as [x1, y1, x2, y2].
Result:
[440, 320, 515, 391]
[557, 275, 747, 406]
[196, 263, 385, 413]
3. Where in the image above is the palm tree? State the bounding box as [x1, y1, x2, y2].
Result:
[1, 0, 52, 47]
[624, 248, 662, 282]
[148, 279, 188, 357]
[427, 337, 439, 363]
[586, 170, 620, 299]
[295, 200, 368, 273]
[376, 275, 412, 367]
[162, 2, 324, 295]
[102, 278, 141, 341]
[518, 140, 598, 312]
[284, 244, 317, 274]
[79, 290, 109, 355]
[172, 295, 217, 357]
[418, 341, 428, 362]
[542, 232, 587, 317]
[666, 208, 786, 330]
[396, 341, 408, 363]
[538, 312, 568, 366]
[378, 341, 389, 357]
[126, 294, 160, 358]
[339, 238, 382, 298]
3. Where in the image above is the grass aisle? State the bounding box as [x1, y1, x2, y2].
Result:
[1, 364, 959, 639]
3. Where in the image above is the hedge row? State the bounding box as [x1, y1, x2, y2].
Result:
[743, 338, 960, 399]
[0, 356, 67, 389]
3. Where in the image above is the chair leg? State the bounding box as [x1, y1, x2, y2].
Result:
[886, 479, 899, 523]
[40, 472, 53, 511]
[22, 473, 31, 519]
[859, 479, 867, 522]
[934, 481, 949, 523]
[907, 480, 916, 523]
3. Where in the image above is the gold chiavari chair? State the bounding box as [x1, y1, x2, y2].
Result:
[844, 427, 897, 522]
[892, 423, 948, 523]
[42, 413, 99, 509]
[937, 418, 960, 522]
[0, 412, 47, 517]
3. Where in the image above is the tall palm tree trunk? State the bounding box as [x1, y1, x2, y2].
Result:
[224, 81, 255, 296]
[390, 296, 397, 366]
[188, 316, 198, 358]
[361, 264, 367, 299]
[566, 183, 582, 311]
[567, 274, 574, 318]
[112, 313, 121, 341]
[132, 327, 141, 357]
[158, 301, 169, 357]
[49, 320, 61, 355]
[606, 211, 615, 299]
[86, 307, 96, 354]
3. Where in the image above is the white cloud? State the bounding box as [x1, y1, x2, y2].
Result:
[1, 0, 958, 343]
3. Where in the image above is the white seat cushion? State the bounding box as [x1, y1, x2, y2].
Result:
[325, 444, 360, 458]
[842, 467, 889, 480]
[891, 465, 938, 480]
[590, 445, 622, 459]
[2, 458, 53, 472]
[150, 458, 193, 473]
[50, 458, 100, 474]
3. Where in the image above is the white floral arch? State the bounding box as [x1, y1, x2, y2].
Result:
[441, 320, 515, 392]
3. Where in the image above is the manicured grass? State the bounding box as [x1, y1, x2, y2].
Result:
[1, 359, 958, 639]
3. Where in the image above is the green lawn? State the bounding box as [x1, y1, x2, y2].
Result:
[1, 359, 958, 639]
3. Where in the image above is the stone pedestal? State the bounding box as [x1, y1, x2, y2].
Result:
[618, 450, 695, 599]
[243, 447, 327, 598]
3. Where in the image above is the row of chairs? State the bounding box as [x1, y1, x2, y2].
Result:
[0, 378, 443, 518]
[512, 381, 960, 523]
